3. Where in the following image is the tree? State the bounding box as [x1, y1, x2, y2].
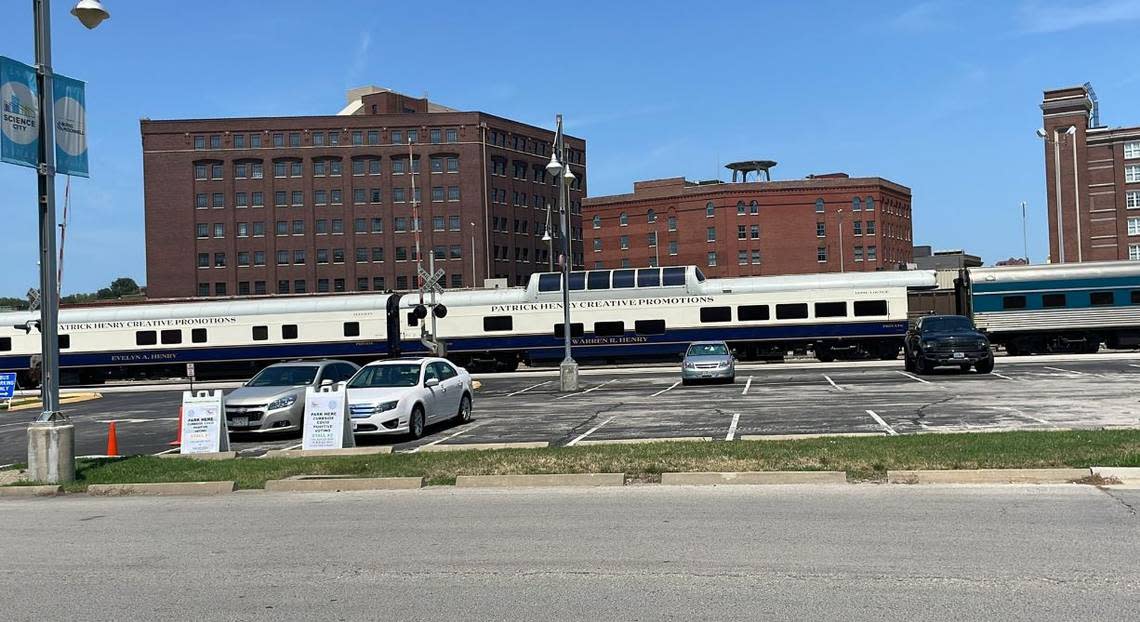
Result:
[58, 277, 145, 304]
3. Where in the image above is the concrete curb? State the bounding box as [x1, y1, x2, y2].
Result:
[263, 446, 392, 459]
[8, 392, 102, 411]
[1090, 466, 1140, 484]
[264, 476, 422, 492]
[576, 437, 712, 446]
[0, 485, 63, 497]
[887, 468, 1090, 484]
[159, 451, 238, 461]
[740, 432, 885, 441]
[455, 473, 625, 488]
[661, 471, 848, 486]
[87, 481, 236, 496]
[417, 441, 549, 453]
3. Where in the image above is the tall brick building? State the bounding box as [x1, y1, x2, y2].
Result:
[582, 166, 912, 277]
[1040, 84, 1140, 263]
[141, 87, 586, 299]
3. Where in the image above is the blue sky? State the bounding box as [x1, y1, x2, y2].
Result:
[1, 0, 1139, 295]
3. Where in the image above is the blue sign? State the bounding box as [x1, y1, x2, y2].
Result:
[0, 373, 16, 400]
[53, 73, 88, 177]
[0, 56, 39, 170]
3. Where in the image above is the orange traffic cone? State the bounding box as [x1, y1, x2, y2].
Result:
[106, 421, 120, 457]
[169, 406, 183, 446]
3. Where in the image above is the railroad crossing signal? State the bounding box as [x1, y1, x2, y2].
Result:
[418, 267, 445, 294]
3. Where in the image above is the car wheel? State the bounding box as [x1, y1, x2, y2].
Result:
[409, 405, 426, 440]
[904, 350, 915, 372]
[455, 394, 472, 424]
[914, 355, 928, 375]
[681, 378, 690, 386]
[725, 375, 735, 384]
[975, 357, 994, 374]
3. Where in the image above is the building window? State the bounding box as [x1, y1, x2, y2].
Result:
[374, 277, 386, 290]
[448, 186, 460, 201]
[193, 136, 205, 150]
[292, 220, 304, 235]
[430, 128, 441, 144]
[815, 198, 824, 213]
[212, 193, 224, 208]
[356, 247, 368, 262]
[817, 247, 827, 262]
[647, 209, 657, 223]
[866, 220, 876, 235]
[669, 241, 678, 256]
[214, 252, 226, 267]
[648, 231, 657, 247]
[707, 227, 716, 242]
[272, 133, 284, 147]
[817, 222, 826, 237]
[867, 245, 877, 261]
[197, 252, 209, 268]
[1125, 165, 1140, 183]
[209, 135, 221, 149]
[213, 223, 225, 238]
[254, 250, 265, 265]
[853, 221, 862, 236]
[619, 212, 628, 226]
[592, 215, 601, 229]
[620, 235, 629, 250]
[852, 197, 862, 212]
[707, 251, 717, 266]
[736, 201, 746, 216]
[251, 163, 263, 179]
[738, 250, 748, 265]
[706, 202, 715, 217]
[854, 246, 864, 262]
[196, 223, 208, 238]
[276, 250, 288, 265]
[446, 156, 459, 172]
[865, 197, 875, 212]
[194, 163, 207, 180]
[1128, 191, 1140, 209]
[750, 200, 758, 214]
[276, 281, 288, 295]
[1129, 217, 1140, 236]
[1131, 243, 1140, 261]
[737, 225, 746, 240]
[446, 128, 458, 143]
[352, 130, 363, 145]
[1126, 141, 1140, 159]
[668, 216, 677, 231]
[354, 188, 367, 204]
[751, 250, 761, 264]
[750, 224, 760, 239]
[593, 239, 602, 252]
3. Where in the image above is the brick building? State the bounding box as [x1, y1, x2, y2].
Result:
[1040, 84, 1140, 263]
[582, 166, 912, 277]
[141, 87, 586, 299]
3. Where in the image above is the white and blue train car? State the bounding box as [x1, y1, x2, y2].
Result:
[0, 266, 937, 385]
[969, 261, 1140, 354]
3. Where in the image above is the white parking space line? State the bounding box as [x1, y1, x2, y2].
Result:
[283, 443, 303, 451]
[895, 371, 932, 385]
[1044, 366, 1084, 375]
[1009, 411, 1055, 427]
[651, 381, 680, 397]
[865, 410, 898, 436]
[725, 413, 740, 441]
[742, 377, 753, 395]
[555, 379, 616, 400]
[507, 380, 551, 397]
[407, 422, 485, 453]
[566, 415, 617, 446]
[823, 375, 844, 391]
[1130, 364, 1140, 369]
[992, 373, 1014, 381]
[152, 447, 180, 456]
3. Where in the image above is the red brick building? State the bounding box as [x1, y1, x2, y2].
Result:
[582, 168, 913, 277]
[1040, 84, 1140, 263]
[141, 87, 586, 299]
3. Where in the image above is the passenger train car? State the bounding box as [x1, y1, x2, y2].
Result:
[0, 266, 936, 386]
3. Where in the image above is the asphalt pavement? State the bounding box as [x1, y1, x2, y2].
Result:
[1, 484, 1136, 620]
[2, 353, 1140, 464]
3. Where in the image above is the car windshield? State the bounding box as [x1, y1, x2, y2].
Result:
[347, 364, 421, 388]
[687, 343, 729, 357]
[246, 366, 318, 387]
[923, 317, 974, 333]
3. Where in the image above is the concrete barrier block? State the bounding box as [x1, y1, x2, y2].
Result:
[0, 485, 63, 497]
[739, 433, 884, 441]
[263, 446, 393, 459]
[887, 468, 1090, 485]
[87, 481, 236, 496]
[160, 451, 238, 461]
[661, 471, 848, 486]
[417, 442, 548, 453]
[455, 473, 625, 488]
[264, 476, 422, 492]
[1090, 466, 1140, 484]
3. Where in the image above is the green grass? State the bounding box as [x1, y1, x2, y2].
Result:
[9, 429, 1140, 492]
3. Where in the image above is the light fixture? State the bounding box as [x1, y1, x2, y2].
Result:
[1065, 126, 1077, 135]
[71, 0, 110, 29]
[562, 165, 575, 182]
[545, 152, 562, 176]
[1035, 128, 1047, 138]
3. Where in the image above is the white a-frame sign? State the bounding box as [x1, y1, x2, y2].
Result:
[302, 384, 355, 451]
[180, 390, 230, 454]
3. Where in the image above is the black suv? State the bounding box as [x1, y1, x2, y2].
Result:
[904, 315, 994, 375]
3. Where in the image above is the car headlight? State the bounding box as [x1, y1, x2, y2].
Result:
[267, 395, 297, 410]
[377, 400, 399, 413]
[718, 361, 730, 368]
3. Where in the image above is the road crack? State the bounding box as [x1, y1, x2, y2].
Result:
[554, 402, 625, 447]
[910, 395, 957, 427]
[1098, 487, 1138, 518]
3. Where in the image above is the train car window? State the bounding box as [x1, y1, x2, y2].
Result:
[594, 321, 625, 336]
[252, 326, 268, 341]
[191, 329, 208, 343]
[775, 303, 809, 320]
[814, 302, 847, 318]
[637, 269, 660, 287]
[1002, 296, 1027, 310]
[662, 267, 686, 286]
[853, 300, 888, 316]
[612, 269, 636, 288]
[538, 273, 561, 292]
[1042, 294, 1066, 308]
[568, 272, 586, 290]
[587, 271, 610, 290]
[700, 307, 732, 323]
[635, 319, 666, 335]
[58, 335, 71, 350]
[136, 331, 157, 346]
[344, 322, 360, 337]
[282, 325, 299, 339]
[160, 330, 183, 345]
[738, 305, 770, 321]
[554, 323, 584, 338]
[1132, 290, 1140, 305]
[484, 316, 513, 332]
[0, 337, 10, 351]
[1090, 291, 1115, 306]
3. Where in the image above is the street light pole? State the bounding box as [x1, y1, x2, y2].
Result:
[469, 221, 476, 287]
[837, 208, 845, 273]
[547, 114, 578, 391]
[1021, 201, 1029, 263]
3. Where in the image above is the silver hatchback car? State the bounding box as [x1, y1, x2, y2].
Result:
[224, 360, 360, 434]
[681, 341, 736, 384]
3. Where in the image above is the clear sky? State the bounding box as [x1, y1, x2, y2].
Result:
[1, 0, 1139, 296]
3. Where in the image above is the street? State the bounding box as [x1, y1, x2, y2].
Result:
[1, 484, 1137, 620]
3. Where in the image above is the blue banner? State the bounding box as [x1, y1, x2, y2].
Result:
[0, 56, 39, 170]
[53, 73, 88, 177]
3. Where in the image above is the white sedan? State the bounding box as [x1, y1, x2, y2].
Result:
[346, 357, 473, 439]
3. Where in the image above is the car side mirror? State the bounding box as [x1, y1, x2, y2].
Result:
[425, 377, 440, 388]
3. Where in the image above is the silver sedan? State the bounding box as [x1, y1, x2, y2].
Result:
[681, 341, 736, 384]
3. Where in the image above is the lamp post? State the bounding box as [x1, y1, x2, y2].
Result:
[836, 208, 845, 273]
[542, 203, 554, 271]
[1021, 201, 1029, 263]
[26, 0, 110, 484]
[546, 114, 578, 391]
[469, 221, 476, 287]
[1036, 126, 1075, 263]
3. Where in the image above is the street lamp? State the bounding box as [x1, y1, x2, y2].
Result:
[1036, 126, 1076, 263]
[547, 114, 578, 391]
[26, 0, 110, 484]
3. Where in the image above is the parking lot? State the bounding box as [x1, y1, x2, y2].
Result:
[2, 353, 1140, 465]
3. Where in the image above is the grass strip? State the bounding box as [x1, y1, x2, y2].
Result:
[8, 429, 1139, 492]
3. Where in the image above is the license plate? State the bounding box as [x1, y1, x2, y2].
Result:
[230, 416, 248, 427]
[952, 352, 964, 359]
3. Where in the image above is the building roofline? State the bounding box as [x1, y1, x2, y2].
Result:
[583, 176, 911, 206]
